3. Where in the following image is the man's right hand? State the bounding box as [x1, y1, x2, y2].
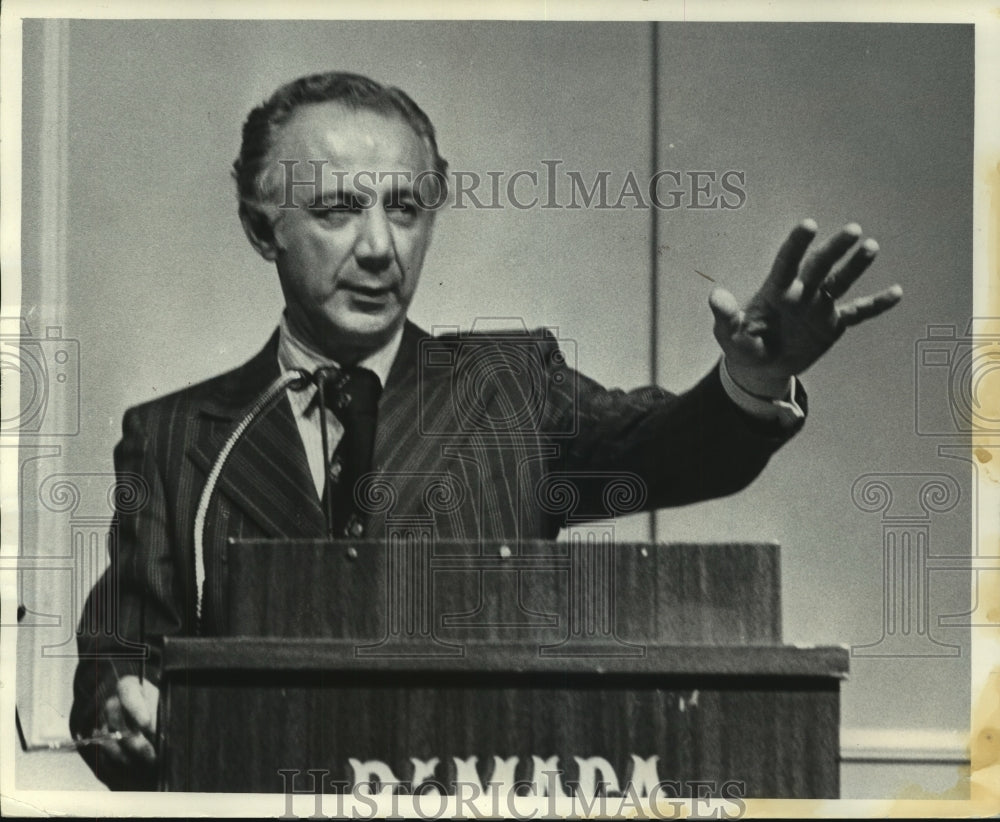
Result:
[96, 675, 159, 769]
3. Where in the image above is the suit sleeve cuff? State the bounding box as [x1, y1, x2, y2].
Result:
[719, 357, 806, 429]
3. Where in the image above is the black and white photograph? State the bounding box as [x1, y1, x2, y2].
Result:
[2, 1, 996, 818]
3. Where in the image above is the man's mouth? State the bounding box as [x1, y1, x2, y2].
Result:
[341, 283, 395, 306]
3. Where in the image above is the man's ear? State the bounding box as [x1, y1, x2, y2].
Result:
[239, 203, 280, 261]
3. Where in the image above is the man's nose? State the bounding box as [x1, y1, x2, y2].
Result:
[354, 206, 393, 272]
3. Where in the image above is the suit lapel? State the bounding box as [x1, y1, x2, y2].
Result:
[189, 321, 455, 538]
[375, 321, 420, 461]
[374, 321, 449, 472]
[188, 332, 326, 538]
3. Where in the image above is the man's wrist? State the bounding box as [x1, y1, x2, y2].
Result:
[722, 359, 792, 399]
[719, 357, 805, 429]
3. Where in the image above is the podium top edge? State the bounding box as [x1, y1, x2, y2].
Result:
[224, 538, 783, 550]
[160, 639, 846, 679]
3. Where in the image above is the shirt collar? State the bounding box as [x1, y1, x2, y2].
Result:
[276, 313, 403, 390]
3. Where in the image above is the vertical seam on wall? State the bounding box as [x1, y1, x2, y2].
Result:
[28, 18, 71, 744]
[40, 19, 69, 314]
[648, 20, 660, 545]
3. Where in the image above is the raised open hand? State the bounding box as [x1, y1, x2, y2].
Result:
[709, 219, 903, 397]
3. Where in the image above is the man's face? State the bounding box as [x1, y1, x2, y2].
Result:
[259, 102, 436, 362]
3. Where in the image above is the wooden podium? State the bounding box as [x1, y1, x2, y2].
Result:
[157, 540, 847, 797]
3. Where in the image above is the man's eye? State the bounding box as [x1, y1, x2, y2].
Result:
[312, 208, 349, 225]
[311, 201, 361, 222]
[386, 201, 419, 224]
[313, 194, 369, 212]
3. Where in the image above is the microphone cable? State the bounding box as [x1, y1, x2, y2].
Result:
[191, 368, 312, 631]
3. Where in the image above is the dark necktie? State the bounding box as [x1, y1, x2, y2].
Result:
[319, 366, 382, 538]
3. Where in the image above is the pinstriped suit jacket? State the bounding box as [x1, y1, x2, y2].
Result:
[70, 319, 803, 786]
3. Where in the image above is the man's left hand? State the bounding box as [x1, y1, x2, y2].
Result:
[709, 219, 903, 397]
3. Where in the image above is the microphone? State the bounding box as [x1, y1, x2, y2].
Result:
[191, 368, 311, 631]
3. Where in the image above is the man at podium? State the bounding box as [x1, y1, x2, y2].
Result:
[70, 71, 901, 789]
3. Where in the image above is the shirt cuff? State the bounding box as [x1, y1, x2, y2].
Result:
[719, 357, 806, 429]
